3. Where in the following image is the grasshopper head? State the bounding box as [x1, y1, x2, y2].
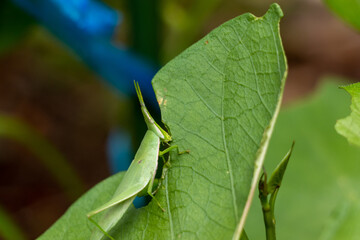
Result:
[134, 81, 173, 143]
[158, 125, 172, 143]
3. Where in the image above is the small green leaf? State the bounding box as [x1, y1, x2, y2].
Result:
[267, 142, 294, 194]
[335, 83, 360, 147]
[324, 0, 360, 31]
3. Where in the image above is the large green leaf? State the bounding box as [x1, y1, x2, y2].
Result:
[38, 3, 286, 239]
[246, 80, 360, 240]
[335, 83, 360, 147]
[324, 0, 360, 31]
[145, 3, 286, 239]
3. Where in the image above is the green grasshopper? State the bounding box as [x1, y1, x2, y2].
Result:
[87, 82, 182, 240]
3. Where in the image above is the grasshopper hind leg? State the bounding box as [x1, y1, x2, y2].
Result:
[146, 175, 165, 212]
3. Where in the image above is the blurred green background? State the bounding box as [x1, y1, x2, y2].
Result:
[0, 0, 360, 239]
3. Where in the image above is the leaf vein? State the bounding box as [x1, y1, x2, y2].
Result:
[165, 174, 175, 240]
[174, 190, 233, 231]
[184, 78, 221, 119]
[173, 122, 224, 152]
[172, 165, 231, 191]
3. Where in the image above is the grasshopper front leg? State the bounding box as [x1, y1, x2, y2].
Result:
[147, 145, 190, 212]
[159, 145, 190, 156]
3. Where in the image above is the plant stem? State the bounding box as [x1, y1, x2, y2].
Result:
[259, 173, 277, 240]
[262, 200, 276, 240]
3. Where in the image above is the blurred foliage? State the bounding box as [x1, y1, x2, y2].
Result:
[325, 0, 360, 31]
[246, 80, 360, 239]
[11, 0, 157, 100]
[0, 0, 34, 55]
[126, 0, 161, 63]
[160, 0, 222, 61]
[0, 205, 26, 240]
[335, 83, 360, 147]
[0, 115, 85, 200]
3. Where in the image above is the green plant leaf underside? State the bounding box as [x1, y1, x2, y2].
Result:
[335, 83, 360, 147]
[38, 3, 287, 239]
[246, 80, 360, 240]
[150, 3, 286, 239]
[324, 0, 360, 31]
